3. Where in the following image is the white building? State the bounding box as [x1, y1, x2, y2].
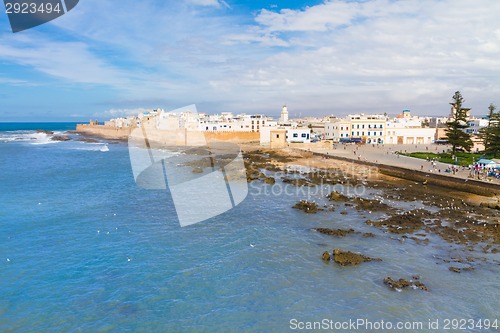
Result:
[385, 124, 436, 144]
[287, 128, 311, 143]
[465, 118, 489, 135]
[260, 125, 311, 145]
[324, 119, 351, 141]
[348, 114, 386, 144]
[259, 122, 279, 145]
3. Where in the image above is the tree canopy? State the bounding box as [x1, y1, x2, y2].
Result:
[479, 103, 500, 157]
[445, 91, 473, 153]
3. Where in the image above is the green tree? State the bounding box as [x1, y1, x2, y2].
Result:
[480, 103, 500, 157]
[445, 91, 473, 153]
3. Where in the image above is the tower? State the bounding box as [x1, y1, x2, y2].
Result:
[280, 105, 289, 123]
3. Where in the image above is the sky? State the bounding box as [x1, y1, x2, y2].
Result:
[0, 0, 499, 121]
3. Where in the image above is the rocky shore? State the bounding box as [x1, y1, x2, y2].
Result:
[242, 146, 500, 292]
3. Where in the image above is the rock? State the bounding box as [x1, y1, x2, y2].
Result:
[322, 251, 331, 261]
[192, 166, 203, 173]
[332, 248, 382, 266]
[76, 137, 99, 143]
[340, 211, 348, 215]
[282, 177, 315, 187]
[449, 266, 461, 273]
[265, 164, 282, 172]
[51, 135, 71, 141]
[246, 168, 264, 182]
[363, 232, 376, 238]
[36, 129, 54, 135]
[366, 209, 432, 234]
[326, 191, 349, 202]
[292, 200, 321, 213]
[384, 276, 429, 291]
[263, 177, 275, 185]
[352, 197, 390, 213]
[313, 228, 356, 237]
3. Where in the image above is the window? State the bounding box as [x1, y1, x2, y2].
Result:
[301, 133, 307, 138]
[368, 132, 371, 136]
[276, 134, 279, 138]
[357, 131, 360, 136]
[352, 131, 354, 136]
[357, 124, 360, 129]
[379, 124, 383, 128]
[362, 125, 365, 129]
[340, 134, 343, 137]
[293, 133, 298, 138]
[380, 131, 383, 136]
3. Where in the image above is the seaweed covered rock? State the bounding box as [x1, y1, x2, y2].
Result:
[246, 168, 265, 182]
[352, 197, 390, 213]
[322, 251, 331, 261]
[51, 135, 71, 141]
[313, 228, 356, 237]
[366, 209, 432, 234]
[282, 177, 315, 187]
[263, 177, 276, 185]
[332, 248, 382, 266]
[293, 200, 321, 213]
[383, 276, 429, 291]
[326, 191, 350, 202]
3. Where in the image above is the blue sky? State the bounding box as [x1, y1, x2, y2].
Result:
[1, 0, 499, 121]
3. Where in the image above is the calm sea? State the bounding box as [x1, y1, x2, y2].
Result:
[0, 123, 498, 332]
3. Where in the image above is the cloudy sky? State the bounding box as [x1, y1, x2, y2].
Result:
[0, 0, 499, 121]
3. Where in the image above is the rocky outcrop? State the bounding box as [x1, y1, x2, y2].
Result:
[366, 209, 432, 234]
[263, 177, 275, 184]
[293, 200, 321, 213]
[313, 228, 355, 237]
[282, 177, 315, 187]
[326, 191, 350, 202]
[383, 276, 429, 291]
[51, 135, 71, 141]
[328, 248, 382, 266]
[352, 197, 390, 212]
[76, 137, 100, 143]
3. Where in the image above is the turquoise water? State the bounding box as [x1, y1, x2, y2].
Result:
[0, 124, 499, 332]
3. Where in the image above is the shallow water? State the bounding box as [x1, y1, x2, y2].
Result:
[0, 125, 499, 332]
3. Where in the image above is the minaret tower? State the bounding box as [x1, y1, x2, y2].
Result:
[280, 105, 289, 123]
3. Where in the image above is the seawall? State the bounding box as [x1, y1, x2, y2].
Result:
[75, 124, 260, 144]
[291, 148, 500, 198]
[75, 124, 133, 140]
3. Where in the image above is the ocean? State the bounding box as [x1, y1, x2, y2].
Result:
[0, 123, 498, 332]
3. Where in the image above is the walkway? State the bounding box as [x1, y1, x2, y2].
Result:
[307, 143, 500, 185]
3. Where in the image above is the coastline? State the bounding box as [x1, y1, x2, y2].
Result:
[74, 123, 500, 206]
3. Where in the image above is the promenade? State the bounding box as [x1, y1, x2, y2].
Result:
[308, 143, 500, 185]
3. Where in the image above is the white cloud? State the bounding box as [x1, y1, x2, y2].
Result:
[185, 0, 228, 8]
[96, 108, 152, 118]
